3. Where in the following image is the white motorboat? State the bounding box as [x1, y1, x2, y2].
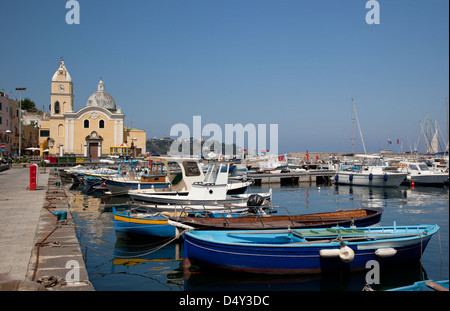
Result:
[129, 163, 271, 205]
[333, 155, 407, 187]
[398, 161, 449, 185]
[128, 200, 266, 214]
[121, 157, 252, 197]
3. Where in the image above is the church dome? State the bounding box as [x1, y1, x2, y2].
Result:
[86, 79, 116, 111]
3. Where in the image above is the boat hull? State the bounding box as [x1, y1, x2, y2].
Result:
[171, 208, 383, 230]
[386, 280, 449, 291]
[333, 172, 407, 187]
[407, 174, 449, 186]
[105, 178, 170, 194]
[129, 192, 271, 205]
[112, 207, 175, 238]
[184, 225, 438, 275]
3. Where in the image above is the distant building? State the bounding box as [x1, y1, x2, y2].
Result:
[0, 91, 20, 157]
[39, 60, 146, 159]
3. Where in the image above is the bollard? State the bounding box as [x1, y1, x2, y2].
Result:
[54, 211, 67, 221]
[29, 164, 37, 191]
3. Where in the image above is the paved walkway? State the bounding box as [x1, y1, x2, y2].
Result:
[0, 167, 49, 281]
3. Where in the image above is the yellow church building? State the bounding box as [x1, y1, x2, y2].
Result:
[39, 60, 146, 159]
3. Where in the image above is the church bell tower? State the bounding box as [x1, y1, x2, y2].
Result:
[50, 60, 74, 116]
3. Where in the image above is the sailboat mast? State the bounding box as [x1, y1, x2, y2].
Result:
[447, 98, 449, 154]
[352, 98, 355, 154]
[351, 99, 367, 154]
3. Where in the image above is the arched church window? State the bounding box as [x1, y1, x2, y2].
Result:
[58, 124, 64, 137]
[99, 120, 105, 129]
[54, 101, 60, 114]
[84, 119, 89, 128]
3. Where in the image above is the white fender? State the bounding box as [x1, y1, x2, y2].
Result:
[339, 245, 355, 263]
[319, 249, 340, 258]
[167, 220, 195, 231]
[375, 248, 397, 257]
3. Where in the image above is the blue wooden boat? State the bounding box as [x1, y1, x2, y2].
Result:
[184, 224, 439, 275]
[386, 280, 449, 291]
[112, 206, 252, 238]
[112, 207, 176, 239]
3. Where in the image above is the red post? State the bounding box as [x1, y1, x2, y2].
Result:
[29, 164, 37, 191]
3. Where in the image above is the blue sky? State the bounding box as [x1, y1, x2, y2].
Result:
[0, 0, 448, 154]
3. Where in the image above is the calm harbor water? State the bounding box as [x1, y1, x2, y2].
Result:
[66, 182, 449, 291]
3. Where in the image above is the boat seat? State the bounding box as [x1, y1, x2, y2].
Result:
[292, 228, 366, 238]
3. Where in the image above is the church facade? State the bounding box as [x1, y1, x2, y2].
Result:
[39, 60, 146, 159]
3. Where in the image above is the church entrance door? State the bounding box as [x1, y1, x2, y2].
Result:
[89, 143, 98, 160]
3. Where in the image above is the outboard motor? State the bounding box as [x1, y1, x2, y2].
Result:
[247, 194, 264, 207]
[247, 194, 265, 213]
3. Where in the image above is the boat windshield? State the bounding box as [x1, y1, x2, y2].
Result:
[408, 165, 419, 171]
[182, 161, 202, 177]
[204, 164, 219, 183]
[418, 164, 430, 171]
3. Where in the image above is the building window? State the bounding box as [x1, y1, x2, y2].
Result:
[84, 120, 89, 128]
[40, 130, 50, 137]
[54, 101, 60, 114]
[99, 120, 105, 129]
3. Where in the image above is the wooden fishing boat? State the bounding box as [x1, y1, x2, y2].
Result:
[112, 207, 176, 238]
[169, 207, 383, 230]
[112, 200, 270, 238]
[112, 204, 255, 238]
[183, 224, 439, 275]
[386, 279, 449, 291]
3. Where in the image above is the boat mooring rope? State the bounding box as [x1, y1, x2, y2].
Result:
[76, 230, 185, 259]
[64, 186, 185, 258]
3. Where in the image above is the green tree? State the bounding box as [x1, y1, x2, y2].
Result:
[21, 98, 38, 113]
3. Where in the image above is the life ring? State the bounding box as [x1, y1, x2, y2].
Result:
[304, 154, 310, 160]
[369, 173, 373, 181]
[383, 174, 388, 182]
[120, 171, 127, 178]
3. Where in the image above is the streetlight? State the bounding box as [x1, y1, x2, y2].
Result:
[15, 87, 26, 158]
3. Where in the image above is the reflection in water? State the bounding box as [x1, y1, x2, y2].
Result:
[112, 237, 184, 290]
[66, 181, 448, 291]
[184, 261, 428, 291]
